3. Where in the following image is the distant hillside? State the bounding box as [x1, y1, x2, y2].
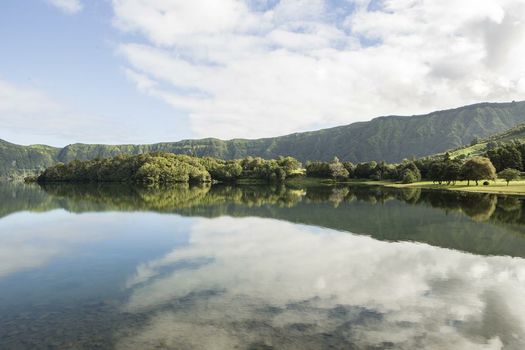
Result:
[447, 122, 525, 159]
[2, 101, 525, 178]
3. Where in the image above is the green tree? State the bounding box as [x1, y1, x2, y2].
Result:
[305, 161, 331, 178]
[443, 161, 461, 185]
[397, 161, 421, 183]
[342, 162, 355, 178]
[498, 168, 521, 186]
[401, 169, 418, 184]
[486, 142, 522, 172]
[328, 157, 349, 180]
[354, 161, 377, 179]
[461, 157, 496, 186]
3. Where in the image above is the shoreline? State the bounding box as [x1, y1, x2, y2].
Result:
[10, 175, 525, 196]
[358, 179, 525, 196]
[284, 177, 525, 196]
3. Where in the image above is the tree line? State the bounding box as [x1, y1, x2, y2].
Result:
[305, 153, 505, 185]
[34, 146, 521, 186]
[35, 153, 304, 185]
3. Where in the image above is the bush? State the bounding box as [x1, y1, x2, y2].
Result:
[401, 170, 418, 184]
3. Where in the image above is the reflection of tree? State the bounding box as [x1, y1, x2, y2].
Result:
[2, 182, 525, 257]
[459, 194, 497, 222]
[396, 187, 421, 204]
[38, 183, 304, 212]
[1, 183, 522, 228]
[492, 196, 523, 224]
[328, 187, 349, 208]
[0, 183, 57, 218]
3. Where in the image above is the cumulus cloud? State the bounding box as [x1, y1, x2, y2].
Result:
[46, 0, 83, 14]
[119, 217, 525, 349]
[113, 0, 525, 139]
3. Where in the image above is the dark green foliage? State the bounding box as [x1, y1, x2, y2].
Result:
[443, 162, 462, 184]
[398, 161, 421, 184]
[305, 161, 331, 178]
[498, 168, 521, 186]
[427, 154, 462, 184]
[342, 162, 355, 178]
[486, 141, 525, 172]
[305, 158, 349, 180]
[354, 161, 377, 179]
[401, 170, 417, 184]
[2, 101, 525, 177]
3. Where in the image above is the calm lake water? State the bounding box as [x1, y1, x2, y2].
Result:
[0, 183, 524, 349]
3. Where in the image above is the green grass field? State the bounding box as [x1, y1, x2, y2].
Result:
[372, 179, 525, 196]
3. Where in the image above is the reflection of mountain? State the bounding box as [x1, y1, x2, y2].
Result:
[2, 183, 525, 257]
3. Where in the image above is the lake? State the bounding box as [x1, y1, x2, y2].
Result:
[0, 182, 524, 349]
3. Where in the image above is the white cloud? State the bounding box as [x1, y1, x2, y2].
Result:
[113, 0, 525, 139]
[46, 0, 83, 14]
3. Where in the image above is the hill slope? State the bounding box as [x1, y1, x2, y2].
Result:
[446, 122, 525, 159]
[2, 101, 525, 178]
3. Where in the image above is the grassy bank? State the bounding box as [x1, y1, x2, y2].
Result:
[284, 176, 525, 195]
[369, 179, 525, 196]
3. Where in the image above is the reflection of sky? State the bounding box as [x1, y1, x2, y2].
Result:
[121, 217, 525, 350]
[0, 211, 191, 306]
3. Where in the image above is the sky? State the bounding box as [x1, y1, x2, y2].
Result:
[1, 0, 525, 146]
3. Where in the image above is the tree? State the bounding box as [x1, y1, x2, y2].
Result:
[498, 168, 521, 186]
[276, 156, 302, 176]
[460, 157, 496, 186]
[328, 157, 349, 180]
[342, 162, 355, 178]
[354, 161, 377, 179]
[398, 161, 421, 183]
[486, 142, 522, 172]
[305, 161, 331, 178]
[443, 161, 461, 185]
[401, 169, 418, 184]
[428, 161, 445, 184]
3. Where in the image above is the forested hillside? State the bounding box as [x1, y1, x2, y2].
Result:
[2, 101, 525, 178]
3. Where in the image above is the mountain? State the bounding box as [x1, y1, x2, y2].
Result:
[2, 101, 525, 178]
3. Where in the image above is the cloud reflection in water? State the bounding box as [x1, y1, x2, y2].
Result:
[120, 217, 525, 349]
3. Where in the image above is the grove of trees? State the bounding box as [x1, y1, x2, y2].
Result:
[37, 153, 304, 185]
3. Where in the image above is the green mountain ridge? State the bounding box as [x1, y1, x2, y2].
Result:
[2, 101, 525, 178]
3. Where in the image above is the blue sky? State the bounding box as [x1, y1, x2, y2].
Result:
[1, 0, 524, 146]
[0, 0, 189, 145]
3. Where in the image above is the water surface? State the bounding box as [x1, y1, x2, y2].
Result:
[0, 183, 524, 349]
